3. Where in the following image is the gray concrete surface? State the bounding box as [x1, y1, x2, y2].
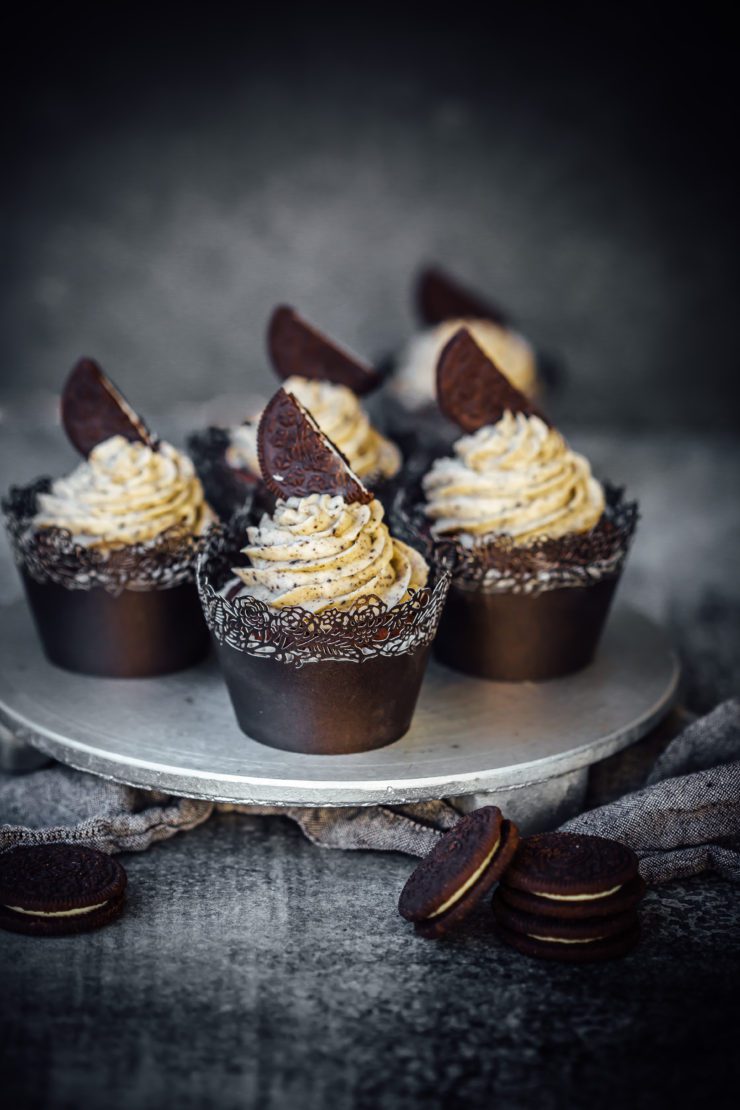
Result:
[3, 815, 739, 1110]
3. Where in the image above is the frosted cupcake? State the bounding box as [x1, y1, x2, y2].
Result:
[384, 267, 545, 457]
[401, 329, 637, 681]
[197, 387, 450, 753]
[3, 359, 212, 676]
[190, 306, 401, 520]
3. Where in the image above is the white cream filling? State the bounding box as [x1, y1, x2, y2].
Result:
[528, 933, 606, 945]
[532, 884, 622, 902]
[6, 900, 107, 918]
[427, 835, 500, 919]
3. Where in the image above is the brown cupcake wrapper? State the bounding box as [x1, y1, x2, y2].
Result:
[197, 510, 450, 751]
[3, 478, 205, 597]
[187, 427, 262, 522]
[21, 571, 210, 677]
[391, 479, 638, 598]
[433, 574, 622, 682]
[216, 639, 433, 753]
[3, 479, 210, 677]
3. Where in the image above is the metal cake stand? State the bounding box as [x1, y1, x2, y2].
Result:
[0, 600, 679, 820]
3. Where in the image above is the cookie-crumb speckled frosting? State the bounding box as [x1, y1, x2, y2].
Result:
[233, 493, 428, 613]
[393, 318, 537, 409]
[33, 435, 211, 547]
[423, 412, 604, 546]
[227, 377, 401, 482]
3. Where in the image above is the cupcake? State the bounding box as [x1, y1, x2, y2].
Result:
[397, 328, 637, 682]
[197, 387, 450, 753]
[384, 266, 550, 458]
[189, 306, 402, 520]
[3, 358, 213, 677]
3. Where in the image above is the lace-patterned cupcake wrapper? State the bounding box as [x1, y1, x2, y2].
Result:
[187, 427, 262, 521]
[391, 482, 638, 598]
[2, 478, 206, 597]
[196, 511, 452, 667]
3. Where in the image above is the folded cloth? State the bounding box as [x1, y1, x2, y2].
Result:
[1, 701, 738, 884]
[560, 699, 740, 883]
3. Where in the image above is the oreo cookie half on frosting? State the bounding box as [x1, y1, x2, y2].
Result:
[257, 387, 373, 505]
[436, 327, 546, 434]
[398, 807, 519, 939]
[416, 265, 509, 328]
[62, 356, 156, 458]
[0, 843, 127, 937]
[267, 305, 381, 396]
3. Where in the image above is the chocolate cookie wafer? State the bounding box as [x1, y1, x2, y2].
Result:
[0, 843, 127, 937]
[398, 806, 519, 939]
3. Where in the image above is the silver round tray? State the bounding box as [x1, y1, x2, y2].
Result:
[0, 600, 678, 809]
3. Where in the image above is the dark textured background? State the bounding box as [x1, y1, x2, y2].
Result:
[3, 7, 739, 428]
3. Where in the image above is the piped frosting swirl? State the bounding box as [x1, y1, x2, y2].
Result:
[234, 493, 428, 613]
[423, 412, 604, 546]
[33, 435, 211, 547]
[394, 318, 537, 408]
[227, 376, 401, 482]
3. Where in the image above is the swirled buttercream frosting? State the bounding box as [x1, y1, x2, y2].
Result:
[423, 412, 604, 546]
[33, 435, 211, 547]
[393, 318, 537, 408]
[226, 377, 401, 481]
[233, 493, 428, 613]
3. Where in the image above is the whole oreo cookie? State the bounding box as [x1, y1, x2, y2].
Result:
[503, 832, 639, 899]
[257, 387, 373, 504]
[267, 306, 381, 396]
[492, 890, 638, 942]
[499, 874, 646, 921]
[61, 357, 156, 458]
[496, 922, 640, 964]
[0, 843, 127, 937]
[436, 328, 546, 434]
[398, 806, 519, 939]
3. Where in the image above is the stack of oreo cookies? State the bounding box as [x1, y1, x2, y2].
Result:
[492, 832, 645, 962]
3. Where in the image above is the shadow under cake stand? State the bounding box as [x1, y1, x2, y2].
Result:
[0, 601, 679, 831]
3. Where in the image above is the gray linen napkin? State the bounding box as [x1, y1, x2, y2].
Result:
[1, 700, 738, 883]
